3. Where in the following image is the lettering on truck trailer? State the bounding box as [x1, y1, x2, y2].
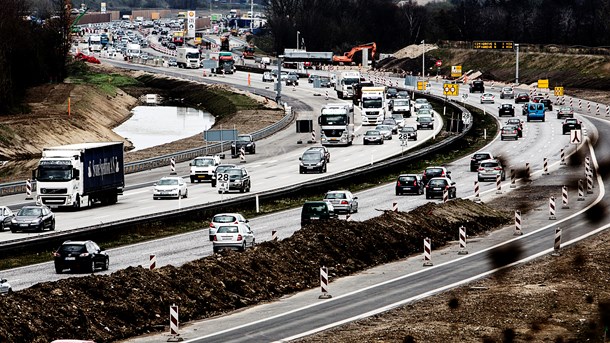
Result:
[88, 157, 120, 178]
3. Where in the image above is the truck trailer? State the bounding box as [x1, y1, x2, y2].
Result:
[335, 71, 361, 99]
[176, 47, 200, 69]
[32, 142, 125, 209]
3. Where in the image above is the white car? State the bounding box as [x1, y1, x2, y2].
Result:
[323, 190, 358, 214]
[500, 87, 514, 99]
[0, 206, 15, 231]
[413, 98, 429, 112]
[212, 223, 255, 253]
[0, 278, 12, 295]
[208, 213, 249, 241]
[480, 93, 495, 104]
[375, 125, 393, 140]
[152, 176, 188, 200]
[262, 71, 274, 82]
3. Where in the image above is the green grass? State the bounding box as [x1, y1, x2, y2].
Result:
[66, 61, 142, 95]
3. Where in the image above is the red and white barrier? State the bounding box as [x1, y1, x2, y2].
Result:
[169, 304, 179, 338]
[495, 174, 502, 194]
[473, 181, 481, 202]
[514, 210, 523, 236]
[549, 196, 556, 220]
[510, 169, 516, 188]
[423, 237, 433, 266]
[552, 228, 562, 256]
[239, 147, 246, 163]
[543, 157, 549, 175]
[443, 188, 449, 203]
[272, 230, 277, 241]
[170, 158, 176, 175]
[26, 179, 33, 200]
[392, 202, 398, 212]
[578, 179, 585, 201]
[149, 254, 156, 270]
[458, 226, 468, 255]
[562, 186, 569, 209]
[318, 266, 332, 299]
[560, 149, 566, 165]
[525, 162, 530, 178]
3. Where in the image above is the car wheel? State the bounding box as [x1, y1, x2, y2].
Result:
[396, 191, 400, 196]
[252, 147, 256, 154]
[37, 223, 44, 232]
[50, 220, 55, 231]
[190, 178, 195, 183]
[247, 183, 251, 192]
[55, 265, 63, 274]
[103, 257, 109, 271]
[10, 228, 16, 233]
[177, 191, 181, 199]
[183, 189, 188, 198]
[218, 191, 222, 194]
[213, 247, 219, 254]
[89, 260, 96, 273]
[323, 165, 327, 173]
[239, 242, 246, 252]
[240, 186, 245, 193]
[363, 141, 368, 145]
[426, 193, 430, 199]
[0, 222, 4, 232]
[211, 181, 216, 187]
[251, 239, 256, 248]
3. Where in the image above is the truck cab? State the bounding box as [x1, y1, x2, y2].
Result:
[319, 103, 355, 146]
[176, 47, 200, 69]
[189, 155, 221, 183]
[361, 86, 386, 125]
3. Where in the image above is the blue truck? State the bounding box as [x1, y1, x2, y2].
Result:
[526, 102, 545, 122]
[33, 142, 125, 209]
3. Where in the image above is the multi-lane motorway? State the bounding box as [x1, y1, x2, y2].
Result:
[1, 55, 607, 341]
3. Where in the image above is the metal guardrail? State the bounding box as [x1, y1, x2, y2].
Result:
[0, 94, 470, 256]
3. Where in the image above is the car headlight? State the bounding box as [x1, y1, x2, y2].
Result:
[316, 161, 323, 166]
[300, 162, 305, 167]
[11, 219, 16, 224]
[246, 143, 252, 147]
[231, 142, 236, 147]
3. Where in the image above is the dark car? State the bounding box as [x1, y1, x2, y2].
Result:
[399, 126, 418, 141]
[540, 98, 553, 111]
[299, 150, 327, 173]
[231, 134, 256, 156]
[515, 92, 530, 104]
[425, 177, 457, 199]
[285, 74, 299, 86]
[363, 130, 384, 145]
[319, 76, 332, 88]
[416, 116, 434, 130]
[397, 90, 409, 99]
[53, 240, 109, 274]
[381, 118, 399, 134]
[501, 125, 519, 140]
[211, 163, 237, 187]
[562, 118, 582, 135]
[301, 201, 338, 226]
[469, 80, 485, 93]
[422, 166, 451, 184]
[0, 206, 14, 232]
[386, 87, 398, 98]
[9, 205, 55, 233]
[557, 106, 574, 119]
[217, 167, 251, 193]
[505, 118, 523, 137]
[470, 152, 494, 172]
[167, 42, 176, 50]
[306, 146, 330, 163]
[498, 103, 515, 117]
[395, 174, 424, 195]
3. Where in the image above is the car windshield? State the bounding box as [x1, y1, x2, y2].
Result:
[226, 169, 243, 176]
[18, 208, 42, 216]
[502, 104, 511, 108]
[474, 153, 491, 160]
[36, 164, 73, 182]
[217, 226, 239, 234]
[394, 100, 409, 106]
[365, 131, 380, 136]
[213, 215, 237, 223]
[399, 176, 416, 182]
[237, 136, 251, 142]
[415, 99, 428, 104]
[216, 165, 236, 173]
[158, 179, 179, 185]
[325, 192, 347, 199]
[376, 125, 392, 131]
[418, 117, 432, 122]
[382, 119, 396, 125]
[302, 153, 321, 161]
[320, 115, 346, 125]
[193, 159, 214, 166]
[418, 109, 431, 115]
[560, 107, 572, 111]
[303, 203, 327, 214]
[392, 114, 403, 120]
[481, 162, 499, 168]
[426, 168, 443, 175]
[429, 179, 447, 187]
[59, 244, 86, 253]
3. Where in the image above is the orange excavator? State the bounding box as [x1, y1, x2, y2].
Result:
[332, 42, 377, 64]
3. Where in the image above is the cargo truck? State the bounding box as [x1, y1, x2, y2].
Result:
[176, 47, 200, 68]
[361, 86, 386, 125]
[32, 142, 125, 209]
[335, 71, 361, 99]
[319, 103, 355, 146]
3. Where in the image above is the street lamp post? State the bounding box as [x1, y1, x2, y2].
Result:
[297, 31, 300, 50]
[250, 0, 253, 32]
[515, 43, 520, 85]
[421, 40, 425, 80]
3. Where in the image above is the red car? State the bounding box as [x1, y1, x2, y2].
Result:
[515, 92, 530, 104]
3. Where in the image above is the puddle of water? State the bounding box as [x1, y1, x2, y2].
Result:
[114, 106, 215, 151]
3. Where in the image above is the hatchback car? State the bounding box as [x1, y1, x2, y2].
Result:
[318, 76, 332, 88]
[477, 159, 506, 182]
[386, 87, 398, 98]
[53, 240, 109, 274]
[480, 93, 495, 104]
[0, 278, 12, 295]
[470, 152, 494, 172]
[515, 92, 530, 104]
[301, 201, 338, 226]
[557, 106, 574, 119]
[414, 98, 429, 112]
[500, 125, 519, 140]
[397, 90, 409, 99]
[395, 174, 424, 195]
[262, 71, 274, 82]
[212, 223, 255, 253]
[299, 150, 327, 173]
[217, 167, 251, 193]
[153, 176, 188, 199]
[422, 166, 451, 184]
[285, 74, 299, 86]
[363, 130, 384, 145]
[391, 113, 405, 128]
[306, 146, 330, 163]
[539, 98, 553, 111]
[381, 118, 399, 134]
[0, 206, 15, 231]
[168, 57, 177, 67]
[375, 125, 393, 140]
[323, 190, 358, 214]
[562, 118, 582, 135]
[10, 205, 55, 233]
[425, 177, 457, 199]
[498, 103, 515, 117]
[400, 126, 418, 141]
[500, 87, 514, 99]
[208, 213, 249, 241]
[416, 116, 434, 130]
[505, 118, 523, 137]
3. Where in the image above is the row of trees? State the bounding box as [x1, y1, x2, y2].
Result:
[0, 0, 70, 113]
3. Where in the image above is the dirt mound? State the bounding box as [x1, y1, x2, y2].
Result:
[0, 199, 510, 343]
[393, 44, 438, 59]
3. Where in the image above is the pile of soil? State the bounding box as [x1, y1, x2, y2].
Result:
[0, 199, 511, 343]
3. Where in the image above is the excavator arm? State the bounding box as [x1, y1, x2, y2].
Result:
[332, 42, 376, 63]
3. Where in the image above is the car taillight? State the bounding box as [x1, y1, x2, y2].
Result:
[441, 171, 445, 176]
[445, 185, 450, 189]
[413, 180, 417, 186]
[213, 235, 217, 241]
[397, 181, 401, 186]
[234, 221, 238, 224]
[237, 234, 243, 241]
[494, 167, 502, 170]
[341, 200, 348, 205]
[209, 222, 215, 228]
[478, 167, 484, 171]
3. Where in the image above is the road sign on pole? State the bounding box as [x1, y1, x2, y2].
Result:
[554, 86, 564, 96]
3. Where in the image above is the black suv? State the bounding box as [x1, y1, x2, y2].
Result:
[470, 152, 494, 172]
[211, 163, 237, 187]
[498, 104, 515, 117]
[301, 201, 338, 226]
[469, 80, 485, 93]
[299, 149, 327, 173]
[231, 134, 256, 156]
[217, 167, 251, 193]
[53, 240, 109, 274]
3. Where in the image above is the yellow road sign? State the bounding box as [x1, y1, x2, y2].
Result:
[538, 79, 549, 89]
[451, 65, 462, 78]
[417, 81, 426, 90]
[443, 83, 459, 96]
[554, 86, 564, 96]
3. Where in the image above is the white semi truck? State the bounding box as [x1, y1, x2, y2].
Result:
[32, 142, 125, 209]
[125, 43, 141, 59]
[361, 86, 386, 125]
[176, 47, 201, 69]
[318, 103, 355, 146]
[88, 35, 102, 52]
[334, 71, 361, 99]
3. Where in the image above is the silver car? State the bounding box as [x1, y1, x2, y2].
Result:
[212, 223, 255, 253]
[375, 125, 393, 140]
[208, 213, 249, 241]
[323, 190, 358, 214]
[363, 130, 384, 145]
[477, 159, 506, 182]
[0, 278, 12, 295]
[0, 206, 15, 232]
[500, 87, 514, 99]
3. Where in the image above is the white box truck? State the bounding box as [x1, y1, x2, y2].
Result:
[335, 71, 361, 99]
[176, 47, 201, 69]
[32, 142, 125, 209]
[361, 86, 386, 125]
[125, 43, 141, 58]
[319, 103, 355, 146]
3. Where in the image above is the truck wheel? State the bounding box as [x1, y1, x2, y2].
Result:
[74, 195, 81, 209]
[50, 220, 55, 231]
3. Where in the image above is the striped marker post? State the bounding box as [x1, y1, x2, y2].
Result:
[271, 230, 277, 241]
[510, 169, 516, 188]
[578, 179, 585, 201]
[149, 254, 156, 270]
[319, 266, 332, 299]
[346, 213, 352, 221]
[606, 105, 610, 117]
[423, 238, 433, 266]
[495, 174, 502, 194]
[596, 103, 600, 115]
[587, 170, 594, 194]
[562, 186, 569, 209]
[570, 98, 573, 107]
[473, 181, 481, 202]
[526, 163, 530, 179]
[552, 228, 562, 256]
[170, 158, 176, 175]
[587, 101, 591, 112]
[560, 149, 566, 165]
[514, 210, 523, 236]
[392, 202, 398, 212]
[443, 188, 449, 203]
[578, 99, 582, 109]
[239, 147, 246, 163]
[169, 304, 180, 338]
[25, 179, 33, 200]
[458, 226, 468, 255]
[543, 157, 549, 175]
[549, 196, 556, 220]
